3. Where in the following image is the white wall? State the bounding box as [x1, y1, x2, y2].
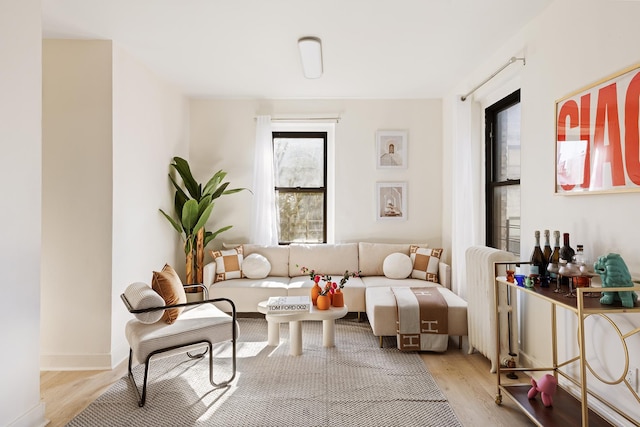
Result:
[443, 0, 640, 423]
[41, 40, 190, 370]
[189, 99, 443, 250]
[42, 40, 114, 370]
[0, 0, 46, 425]
[111, 45, 189, 364]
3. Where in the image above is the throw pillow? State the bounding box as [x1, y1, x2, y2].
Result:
[123, 282, 165, 324]
[242, 253, 271, 279]
[382, 252, 413, 279]
[409, 246, 443, 283]
[151, 264, 187, 324]
[211, 246, 244, 282]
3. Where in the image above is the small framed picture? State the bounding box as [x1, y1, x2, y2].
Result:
[376, 130, 407, 169]
[376, 182, 407, 221]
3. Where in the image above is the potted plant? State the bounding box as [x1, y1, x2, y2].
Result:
[159, 157, 247, 289]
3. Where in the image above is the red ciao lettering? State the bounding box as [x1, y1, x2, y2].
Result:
[557, 70, 640, 191]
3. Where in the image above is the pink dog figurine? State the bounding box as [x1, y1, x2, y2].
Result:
[528, 374, 558, 407]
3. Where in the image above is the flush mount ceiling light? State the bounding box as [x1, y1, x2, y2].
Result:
[298, 36, 323, 79]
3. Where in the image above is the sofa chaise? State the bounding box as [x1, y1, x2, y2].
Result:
[203, 242, 468, 350]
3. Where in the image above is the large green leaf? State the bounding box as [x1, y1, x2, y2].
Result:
[173, 184, 189, 218]
[181, 199, 199, 232]
[209, 225, 233, 241]
[211, 182, 230, 200]
[203, 231, 216, 247]
[198, 196, 213, 218]
[159, 209, 183, 234]
[193, 203, 213, 234]
[171, 157, 199, 199]
[224, 187, 251, 195]
[202, 170, 227, 196]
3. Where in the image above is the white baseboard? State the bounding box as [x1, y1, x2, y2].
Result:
[8, 401, 46, 427]
[40, 353, 112, 371]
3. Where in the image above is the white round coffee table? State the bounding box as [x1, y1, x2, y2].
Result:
[257, 300, 348, 356]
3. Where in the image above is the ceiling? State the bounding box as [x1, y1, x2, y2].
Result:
[42, 0, 554, 99]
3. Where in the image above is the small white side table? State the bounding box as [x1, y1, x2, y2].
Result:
[257, 301, 348, 356]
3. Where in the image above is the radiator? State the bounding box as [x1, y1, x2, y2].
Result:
[465, 246, 518, 373]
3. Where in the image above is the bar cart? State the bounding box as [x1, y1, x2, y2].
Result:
[493, 261, 640, 427]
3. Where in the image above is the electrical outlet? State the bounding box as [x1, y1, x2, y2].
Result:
[627, 368, 639, 393]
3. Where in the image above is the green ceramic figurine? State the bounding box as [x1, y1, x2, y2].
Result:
[593, 253, 638, 308]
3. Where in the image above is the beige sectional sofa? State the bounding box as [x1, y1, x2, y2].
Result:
[203, 242, 468, 348]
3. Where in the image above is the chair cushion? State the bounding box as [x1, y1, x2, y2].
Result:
[242, 253, 271, 279]
[410, 246, 443, 283]
[123, 282, 165, 324]
[151, 264, 187, 324]
[211, 246, 244, 282]
[383, 253, 413, 279]
[125, 303, 236, 363]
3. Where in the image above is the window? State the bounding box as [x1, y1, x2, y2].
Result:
[273, 131, 327, 244]
[485, 90, 521, 256]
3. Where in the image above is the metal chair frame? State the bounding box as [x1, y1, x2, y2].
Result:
[121, 285, 237, 407]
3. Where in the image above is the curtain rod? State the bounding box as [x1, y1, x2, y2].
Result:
[460, 56, 526, 101]
[254, 115, 341, 123]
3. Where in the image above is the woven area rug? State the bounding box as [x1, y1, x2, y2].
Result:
[67, 317, 462, 427]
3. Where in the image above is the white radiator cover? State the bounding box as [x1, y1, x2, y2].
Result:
[465, 246, 518, 373]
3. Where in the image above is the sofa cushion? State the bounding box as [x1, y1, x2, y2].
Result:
[383, 253, 413, 279]
[211, 246, 244, 282]
[288, 243, 359, 277]
[410, 246, 443, 283]
[151, 264, 187, 324]
[358, 242, 429, 276]
[361, 276, 432, 288]
[243, 244, 290, 277]
[242, 253, 271, 279]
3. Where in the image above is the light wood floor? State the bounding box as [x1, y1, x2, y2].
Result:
[41, 330, 534, 426]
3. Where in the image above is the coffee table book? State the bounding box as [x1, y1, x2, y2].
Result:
[266, 296, 311, 313]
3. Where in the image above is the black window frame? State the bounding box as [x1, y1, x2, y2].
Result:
[272, 131, 328, 244]
[485, 89, 521, 254]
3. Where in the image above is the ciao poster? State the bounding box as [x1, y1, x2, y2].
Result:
[555, 63, 640, 194]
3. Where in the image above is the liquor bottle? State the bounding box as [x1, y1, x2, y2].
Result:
[573, 245, 585, 266]
[541, 230, 552, 287]
[547, 230, 561, 283]
[530, 230, 545, 280]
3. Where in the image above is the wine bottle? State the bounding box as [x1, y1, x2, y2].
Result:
[548, 230, 561, 283]
[559, 233, 575, 286]
[530, 230, 545, 282]
[559, 233, 575, 263]
[542, 230, 552, 270]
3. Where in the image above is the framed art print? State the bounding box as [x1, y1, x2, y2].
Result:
[376, 130, 407, 169]
[376, 182, 407, 221]
[555, 63, 640, 195]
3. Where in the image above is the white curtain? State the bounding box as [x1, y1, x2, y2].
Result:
[451, 97, 483, 300]
[250, 115, 279, 245]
